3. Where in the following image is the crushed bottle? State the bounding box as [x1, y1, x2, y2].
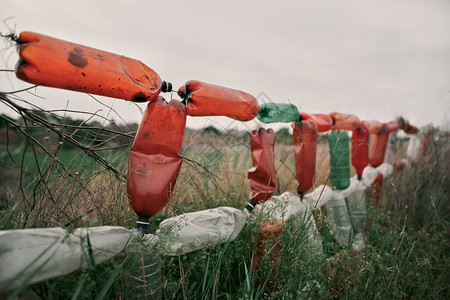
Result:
[257, 103, 299, 123]
[300, 112, 334, 132]
[293, 121, 317, 195]
[328, 130, 351, 190]
[351, 126, 369, 179]
[177, 80, 259, 121]
[128, 97, 186, 224]
[361, 120, 383, 134]
[330, 112, 360, 131]
[247, 128, 277, 209]
[15, 31, 163, 102]
[326, 189, 354, 246]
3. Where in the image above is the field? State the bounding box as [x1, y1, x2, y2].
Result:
[0, 121, 449, 299]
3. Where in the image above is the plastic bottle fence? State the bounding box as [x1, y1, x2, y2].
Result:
[293, 121, 318, 195]
[328, 130, 351, 190]
[247, 128, 277, 207]
[177, 80, 259, 121]
[369, 121, 399, 167]
[127, 97, 186, 223]
[15, 32, 163, 102]
[300, 113, 334, 132]
[257, 103, 299, 123]
[351, 126, 370, 179]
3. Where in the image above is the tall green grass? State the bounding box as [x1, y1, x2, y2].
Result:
[1, 130, 448, 298]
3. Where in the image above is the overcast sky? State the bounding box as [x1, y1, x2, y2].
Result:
[1, 0, 449, 131]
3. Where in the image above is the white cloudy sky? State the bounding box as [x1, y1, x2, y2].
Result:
[1, 0, 449, 131]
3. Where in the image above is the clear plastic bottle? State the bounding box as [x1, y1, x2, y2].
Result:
[343, 178, 367, 233]
[257, 103, 300, 123]
[326, 190, 353, 246]
[127, 241, 162, 300]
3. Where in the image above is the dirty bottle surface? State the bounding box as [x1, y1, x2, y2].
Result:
[177, 80, 259, 121]
[15, 31, 162, 102]
[293, 121, 317, 195]
[128, 97, 186, 218]
[328, 130, 351, 190]
[257, 103, 299, 123]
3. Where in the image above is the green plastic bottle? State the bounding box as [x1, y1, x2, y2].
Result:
[328, 130, 350, 190]
[257, 103, 299, 123]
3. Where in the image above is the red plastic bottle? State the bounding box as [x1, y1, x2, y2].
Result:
[368, 126, 390, 167]
[177, 80, 259, 121]
[384, 120, 399, 133]
[370, 173, 384, 206]
[362, 120, 383, 134]
[128, 97, 186, 227]
[15, 32, 162, 102]
[351, 126, 369, 179]
[253, 219, 284, 277]
[293, 121, 317, 195]
[330, 112, 360, 131]
[300, 113, 333, 132]
[247, 128, 277, 207]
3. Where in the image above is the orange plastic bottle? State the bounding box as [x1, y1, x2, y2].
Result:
[351, 126, 369, 179]
[368, 126, 389, 167]
[15, 32, 163, 102]
[330, 112, 361, 131]
[128, 97, 186, 229]
[384, 120, 399, 133]
[293, 121, 317, 195]
[300, 113, 333, 132]
[177, 80, 259, 121]
[361, 120, 383, 134]
[247, 128, 277, 209]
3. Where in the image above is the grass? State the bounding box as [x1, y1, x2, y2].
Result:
[0, 129, 449, 298]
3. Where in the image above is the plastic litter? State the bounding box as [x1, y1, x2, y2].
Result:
[351, 126, 369, 179]
[399, 119, 419, 134]
[369, 125, 389, 167]
[330, 112, 360, 131]
[247, 128, 277, 207]
[328, 130, 351, 190]
[15, 32, 162, 102]
[0, 226, 141, 291]
[253, 218, 284, 275]
[406, 135, 421, 161]
[177, 80, 259, 121]
[342, 177, 367, 234]
[384, 132, 397, 165]
[384, 120, 399, 133]
[257, 103, 299, 123]
[293, 121, 317, 195]
[157, 207, 248, 256]
[300, 113, 334, 132]
[302, 185, 333, 208]
[128, 97, 186, 220]
[362, 120, 383, 134]
[326, 189, 354, 246]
